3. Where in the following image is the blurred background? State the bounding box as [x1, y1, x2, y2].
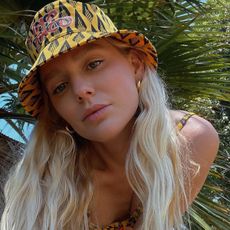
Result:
[0, 0, 229, 229]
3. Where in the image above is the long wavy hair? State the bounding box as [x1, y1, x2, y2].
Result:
[1, 38, 195, 230]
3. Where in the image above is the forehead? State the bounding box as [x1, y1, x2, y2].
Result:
[39, 38, 122, 81]
[68, 39, 110, 55]
[62, 38, 117, 59]
[43, 39, 117, 68]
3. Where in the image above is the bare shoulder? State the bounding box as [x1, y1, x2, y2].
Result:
[170, 109, 220, 204]
[170, 109, 219, 150]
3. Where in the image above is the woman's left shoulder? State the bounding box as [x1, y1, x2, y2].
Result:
[171, 110, 220, 203]
[180, 110, 219, 170]
[176, 110, 219, 151]
[171, 109, 219, 149]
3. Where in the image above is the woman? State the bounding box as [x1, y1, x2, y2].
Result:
[1, 1, 219, 229]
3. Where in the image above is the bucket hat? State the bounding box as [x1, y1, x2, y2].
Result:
[18, 0, 158, 118]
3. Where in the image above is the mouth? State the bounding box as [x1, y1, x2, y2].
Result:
[82, 104, 110, 121]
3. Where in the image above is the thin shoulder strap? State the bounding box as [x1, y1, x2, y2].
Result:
[177, 112, 196, 131]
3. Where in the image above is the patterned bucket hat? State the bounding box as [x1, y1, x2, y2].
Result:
[18, 0, 158, 118]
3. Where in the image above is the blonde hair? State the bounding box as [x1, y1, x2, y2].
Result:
[1, 39, 192, 230]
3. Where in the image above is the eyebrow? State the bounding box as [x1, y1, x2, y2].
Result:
[41, 69, 64, 87]
[72, 42, 104, 60]
[41, 42, 105, 85]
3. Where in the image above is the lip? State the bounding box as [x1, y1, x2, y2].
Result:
[82, 104, 109, 121]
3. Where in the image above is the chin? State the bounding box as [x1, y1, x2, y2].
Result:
[84, 128, 122, 143]
[81, 117, 135, 143]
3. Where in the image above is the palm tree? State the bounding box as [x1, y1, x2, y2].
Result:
[0, 0, 229, 228]
[0, 133, 23, 217]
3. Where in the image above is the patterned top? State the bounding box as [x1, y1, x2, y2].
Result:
[176, 112, 195, 131]
[89, 204, 142, 230]
[89, 112, 196, 230]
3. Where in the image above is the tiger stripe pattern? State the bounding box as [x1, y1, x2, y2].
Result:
[18, 0, 158, 117]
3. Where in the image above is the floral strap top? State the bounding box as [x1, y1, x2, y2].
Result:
[176, 112, 195, 131]
[89, 204, 142, 230]
[89, 112, 196, 230]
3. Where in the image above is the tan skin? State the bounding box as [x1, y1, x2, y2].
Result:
[40, 39, 219, 227]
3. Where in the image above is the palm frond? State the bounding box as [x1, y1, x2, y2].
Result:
[0, 0, 229, 228]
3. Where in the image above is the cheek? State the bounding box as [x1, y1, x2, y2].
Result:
[98, 63, 139, 120]
[102, 61, 137, 95]
[50, 96, 77, 124]
[50, 97, 87, 135]
[110, 71, 139, 105]
[105, 70, 139, 123]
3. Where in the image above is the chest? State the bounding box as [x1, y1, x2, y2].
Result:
[88, 170, 140, 227]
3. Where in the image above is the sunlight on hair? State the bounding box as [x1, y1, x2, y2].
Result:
[0, 39, 197, 230]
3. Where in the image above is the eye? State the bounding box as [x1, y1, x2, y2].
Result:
[87, 60, 103, 70]
[53, 82, 68, 95]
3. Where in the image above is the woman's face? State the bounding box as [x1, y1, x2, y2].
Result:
[40, 39, 143, 142]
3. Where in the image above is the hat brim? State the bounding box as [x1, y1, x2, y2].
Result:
[18, 29, 158, 117]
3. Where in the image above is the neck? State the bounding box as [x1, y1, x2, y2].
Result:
[89, 118, 135, 173]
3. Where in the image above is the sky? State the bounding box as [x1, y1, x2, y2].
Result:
[0, 65, 33, 143]
[0, 98, 33, 143]
[0, 120, 33, 143]
[0, 0, 208, 143]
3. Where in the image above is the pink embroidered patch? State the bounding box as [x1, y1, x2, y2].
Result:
[30, 9, 73, 52]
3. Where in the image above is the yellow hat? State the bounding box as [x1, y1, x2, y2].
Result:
[18, 0, 158, 118]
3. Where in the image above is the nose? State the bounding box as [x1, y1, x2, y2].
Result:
[72, 79, 95, 102]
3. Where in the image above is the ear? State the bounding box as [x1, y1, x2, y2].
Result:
[128, 49, 145, 82]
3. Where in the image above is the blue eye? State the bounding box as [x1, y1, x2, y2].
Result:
[87, 60, 103, 70]
[53, 82, 68, 95]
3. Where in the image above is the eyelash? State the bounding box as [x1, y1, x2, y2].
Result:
[52, 60, 103, 95]
[87, 59, 103, 70]
[53, 82, 68, 95]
